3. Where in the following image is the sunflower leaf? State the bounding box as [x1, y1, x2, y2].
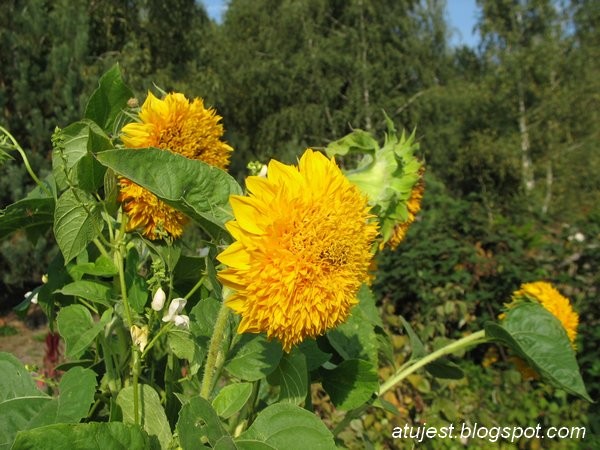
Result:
[485, 302, 591, 401]
[84, 64, 134, 135]
[53, 188, 103, 263]
[320, 359, 378, 410]
[238, 403, 336, 450]
[177, 396, 231, 449]
[96, 148, 242, 239]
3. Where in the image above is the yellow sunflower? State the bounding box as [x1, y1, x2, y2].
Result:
[386, 176, 424, 250]
[119, 91, 233, 239]
[217, 149, 379, 352]
[512, 281, 579, 346]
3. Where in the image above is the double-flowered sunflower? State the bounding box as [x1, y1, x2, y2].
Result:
[119, 92, 232, 239]
[218, 150, 379, 351]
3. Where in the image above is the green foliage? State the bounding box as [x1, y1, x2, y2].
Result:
[0, 0, 597, 446]
[13, 422, 158, 450]
[96, 148, 242, 238]
[0, 353, 97, 449]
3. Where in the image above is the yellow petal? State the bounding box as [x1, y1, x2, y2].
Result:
[217, 241, 250, 269]
[229, 196, 267, 235]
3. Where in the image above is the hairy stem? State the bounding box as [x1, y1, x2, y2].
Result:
[200, 302, 231, 399]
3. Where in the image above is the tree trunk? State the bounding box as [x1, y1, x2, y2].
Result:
[518, 94, 535, 193]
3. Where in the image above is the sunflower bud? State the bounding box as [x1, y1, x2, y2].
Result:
[151, 287, 167, 311]
[326, 114, 424, 250]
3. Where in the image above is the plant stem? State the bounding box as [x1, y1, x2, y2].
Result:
[93, 238, 111, 259]
[132, 348, 141, 425]
[200, 302, 231, 399]
[141, 322, 173, 360]
[0, 126, 51, 197]
[184, 275, 207, 300]
[378, 329, 487, 396]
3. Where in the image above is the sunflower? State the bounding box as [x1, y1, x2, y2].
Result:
[217, 149, 379, 351]
[386, 175, 424, 250]
[512, 281, 579, 346]
[119, 92, 232, 239]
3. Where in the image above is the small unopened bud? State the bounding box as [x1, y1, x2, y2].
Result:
[173, 315, 190, 329]
[130, 325, 149, 352]
[258, 164, 268, 178]
[127, 97, 139, 108]
[41, 274, 48, 284]
[162, 298, 187, 322]
[151, 287, 167, 311]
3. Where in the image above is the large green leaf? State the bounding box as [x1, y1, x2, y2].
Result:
[57, 305, 111, 359]
[485, 302, 591, 401]
[167, 329, 205, 376]
[0, 397, 50, 449]
[238, 403, 336, 450]
[267, 351, 308, 405]
[117, 384, 172, 450]
[57, 280, 112, 306]
[12, 422, 157, 450]
[225, 334, 282, 381]
[0, 197, 54, 240]
[52, 120, 111, 192]
[321, 359, 378, 410]
[177, 396, 230, 449]
[212, 383, 253, 419]
[189, 297, 221, 341]
[95, 148, 242, 237]
[54, 188, 103, 263]
[84, 64, 134, 134]
[26, 366, 97, 429]
[0, 353, 40, 402]
[0, 360, 97, 449]
[67, 255, 117, 279]
[296, 340, 331, 371]
[327, 303, 378, 365]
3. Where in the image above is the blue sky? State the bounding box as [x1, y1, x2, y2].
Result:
[200, 0, 480, 47]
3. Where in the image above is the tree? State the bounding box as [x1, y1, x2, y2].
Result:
[206, 0, 449, 175]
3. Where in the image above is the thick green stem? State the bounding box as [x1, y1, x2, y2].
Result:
[0, 126, 51, 196]
[200, 302, 231, 399]
[132, 348, 141, 425]
[378, 329, 487, 396]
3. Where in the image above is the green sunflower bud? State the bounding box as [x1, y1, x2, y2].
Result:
[326, 114, 424, 250]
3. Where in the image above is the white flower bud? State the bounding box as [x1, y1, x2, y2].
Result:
[258, 164, 268, 178]
[151, 287, 167, 311]
[130, 325, 149, 352]
[162, 298, 187, 322]
[173, 315, 190, 329]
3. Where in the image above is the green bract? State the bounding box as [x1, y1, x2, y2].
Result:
[326, 114, 423, 246]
